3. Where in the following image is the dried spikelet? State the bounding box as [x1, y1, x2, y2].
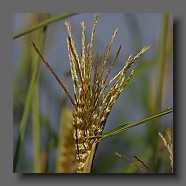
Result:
[158, 129, 173, 173]
[56, 107, 76, 173]
[32, 14, 151, 173]
[133, 155, 154, 173]
[115, 152, 146, 173]
[115, 152, 154, 173]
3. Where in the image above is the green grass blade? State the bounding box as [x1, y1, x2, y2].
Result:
[86, 108, 173, 141]
[32, 80, 41, 172]
[13, 26, 48, 172]
[157, 13, 169, 109]
[32, 13, 51, 174]
[151, 13, 170, 172]
[13, 13, 78, 39]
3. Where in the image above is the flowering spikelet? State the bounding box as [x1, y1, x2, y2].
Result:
[56, 107, 76, 173]
[158, 130, 173, 173]
[32, 14, 151, 173]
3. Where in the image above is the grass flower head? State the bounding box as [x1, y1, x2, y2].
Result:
[32, 14, 151, 173]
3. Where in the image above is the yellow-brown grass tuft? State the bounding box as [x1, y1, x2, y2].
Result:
[32, 14, 151, 173]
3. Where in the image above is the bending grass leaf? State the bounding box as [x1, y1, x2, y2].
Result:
[13, 13, 78, 39]
[85, 107, 173, 141]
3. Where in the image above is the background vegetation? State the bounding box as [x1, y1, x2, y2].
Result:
[13, 13, 173, 173]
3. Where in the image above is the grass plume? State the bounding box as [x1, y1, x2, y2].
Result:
[32, 14, 151, 173]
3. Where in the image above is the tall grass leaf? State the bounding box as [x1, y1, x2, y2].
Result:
[13, 13, 78, 39]
[32, 14, 51, 173]
[85, 108, 173, 141]
[151, 13, 170, 172]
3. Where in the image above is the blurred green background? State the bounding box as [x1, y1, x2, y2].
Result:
[13, 13, 173, 173]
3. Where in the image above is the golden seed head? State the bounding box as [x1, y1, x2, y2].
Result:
[32, 14, 152, 173]
[64, 15, 151, 172]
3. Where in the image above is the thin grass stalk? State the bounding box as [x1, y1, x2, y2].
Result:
[13, 25, 48, 172]
[40, 151, 48, 173]
[115, 152, 146, 173]
[32, 14, 50, 173]
[122, 145, 153, 173]
[31, 14, 42, 173]
[32, 41, 75, 106]
[133, 156, 154, 173]
[32, 80, 41, 172]
[157, 13, 169, 109]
